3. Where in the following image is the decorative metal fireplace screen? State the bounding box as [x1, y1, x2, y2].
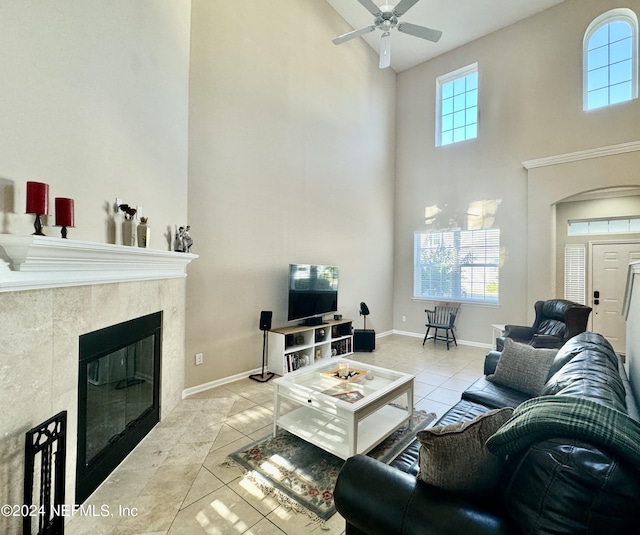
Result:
[24, 411, 67, 535]
[76, 311, 162, 504]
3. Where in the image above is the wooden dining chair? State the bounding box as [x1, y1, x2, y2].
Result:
[423, 302, 459, 349]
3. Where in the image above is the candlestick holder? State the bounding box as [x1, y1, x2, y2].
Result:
[32, 214, 45, 236]
[26, 181, 49, 236]
[54, 197, 75, 239]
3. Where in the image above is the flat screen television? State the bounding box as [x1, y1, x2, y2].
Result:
[288, 264, 338, 325]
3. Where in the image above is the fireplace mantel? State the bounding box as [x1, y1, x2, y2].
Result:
[0, 235, 197, 292]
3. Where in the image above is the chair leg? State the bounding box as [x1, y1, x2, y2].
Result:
[423, 327, 431, 346]
[451, 329, 457, 347]
[445, 329, 450, 350]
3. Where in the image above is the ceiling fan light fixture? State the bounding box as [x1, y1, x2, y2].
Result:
[333, 0, 442, 69]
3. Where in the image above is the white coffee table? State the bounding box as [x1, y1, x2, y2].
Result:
[272, 358, 414, 459]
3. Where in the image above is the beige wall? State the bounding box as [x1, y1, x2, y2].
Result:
[185, 0, 397, 386]
[394, 0, 640, 344]
[0, 0, 191, 247]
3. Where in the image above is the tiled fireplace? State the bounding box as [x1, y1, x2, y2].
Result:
[0, 236, 196, 533]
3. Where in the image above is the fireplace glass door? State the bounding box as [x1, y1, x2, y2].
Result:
[85, 335, 155, 462]
[77, 311, 161, 503]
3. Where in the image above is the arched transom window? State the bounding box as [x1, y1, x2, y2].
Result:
[584, 8, 638, 110]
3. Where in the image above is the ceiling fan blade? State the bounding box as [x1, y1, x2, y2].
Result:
[397, 21, 442, 42]
[393, 0, 420, 17]
[332, 25, 376, 45]
[379, 32, 391, 69]
[358, 0, 382, 17]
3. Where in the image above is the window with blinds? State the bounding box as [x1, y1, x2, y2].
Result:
[413, 228, 500, 303]
[564, 244, 586, 305]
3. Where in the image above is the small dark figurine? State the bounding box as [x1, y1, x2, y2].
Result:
[175, 225, 193, 253]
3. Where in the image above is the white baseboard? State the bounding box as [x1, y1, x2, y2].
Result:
[375, 329, 394, 338]
[391, 329, 492, 349]
[182, 367, 263, 399]
[391, 329, 423, 339]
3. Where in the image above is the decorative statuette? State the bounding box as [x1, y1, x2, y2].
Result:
[174, 225, 193, 253]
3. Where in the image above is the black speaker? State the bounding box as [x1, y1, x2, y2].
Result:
[354, 329, 376, 352]
[259, 311, 272, 331]
[359, 302, 370, 316]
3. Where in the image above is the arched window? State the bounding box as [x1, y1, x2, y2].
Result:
[584, 8, 638, 110]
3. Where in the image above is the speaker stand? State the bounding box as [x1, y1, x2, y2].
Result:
[250, 329, 275, 383]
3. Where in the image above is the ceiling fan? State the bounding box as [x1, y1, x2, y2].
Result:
[332, 0, 442, 69]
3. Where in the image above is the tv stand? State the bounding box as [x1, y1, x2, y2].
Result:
[268, 318, 353, 376]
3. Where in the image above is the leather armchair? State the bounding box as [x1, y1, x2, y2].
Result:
[496, 299, 591, 350]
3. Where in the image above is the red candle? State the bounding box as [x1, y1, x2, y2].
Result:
[26, 181, 49, 214]
[55, 198, 74, 227]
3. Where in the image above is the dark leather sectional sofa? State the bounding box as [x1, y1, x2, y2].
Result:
[334, 332, 640, 534]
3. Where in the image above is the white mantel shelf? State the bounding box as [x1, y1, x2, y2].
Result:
[0, 235, 198, 292]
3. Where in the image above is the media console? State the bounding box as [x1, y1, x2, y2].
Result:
[267, 318, 353, 376]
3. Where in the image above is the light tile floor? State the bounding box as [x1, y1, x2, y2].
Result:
[66, 334, 487, 535]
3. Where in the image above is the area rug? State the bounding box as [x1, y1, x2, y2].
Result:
[226, 410, 436, 523]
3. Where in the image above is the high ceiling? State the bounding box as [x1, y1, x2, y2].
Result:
[326, 0, 568, 72]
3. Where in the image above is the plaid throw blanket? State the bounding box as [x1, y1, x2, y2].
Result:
[486, 395, 640, 466]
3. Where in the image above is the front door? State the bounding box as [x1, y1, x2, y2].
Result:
[591, 241, 640, 354]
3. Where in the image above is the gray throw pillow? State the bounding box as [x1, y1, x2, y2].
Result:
[488, 338, 558, 396]
[416, 407, 514, 494]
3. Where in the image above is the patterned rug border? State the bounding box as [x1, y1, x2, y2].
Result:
[226, 409, 436, 522]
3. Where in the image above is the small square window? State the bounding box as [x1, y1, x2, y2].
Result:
[610, 59, 632, 85]
[610, 37, 632, 61]
[587, 87, 609, 109]
[466, 89, 478, 107]
[610, 81, 632, 104]
[453, 77, 466, 95]
[588, 47, 608, 70]
[588, 66, 609, 91]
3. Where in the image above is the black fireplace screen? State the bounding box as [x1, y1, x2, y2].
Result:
[76, 311, 161, 504]
[24, 411, 67, 535]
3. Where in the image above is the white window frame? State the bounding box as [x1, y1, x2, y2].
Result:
[435, 63, 478, 147]
[413, 228, 499, 304]
[583, 8, 639, 110]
